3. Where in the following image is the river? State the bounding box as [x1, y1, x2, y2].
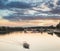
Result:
[0, 32, 60, 51]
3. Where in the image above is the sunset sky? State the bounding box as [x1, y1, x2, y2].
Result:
[0, 0, 60, 51]
[0, 0, 60, 21]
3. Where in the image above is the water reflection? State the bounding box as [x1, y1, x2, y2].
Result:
[0, 31, 60, 37]
[0, 22, 60, 37]
[0, 32, 60, 51]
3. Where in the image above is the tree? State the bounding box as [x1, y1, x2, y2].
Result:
[56, 22, 60, 29]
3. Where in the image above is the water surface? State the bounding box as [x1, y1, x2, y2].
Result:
[0, 32, 60, 51]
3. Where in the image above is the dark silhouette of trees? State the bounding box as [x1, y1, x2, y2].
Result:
[56, 22, 60, 29]
[0, 22, 60, 37]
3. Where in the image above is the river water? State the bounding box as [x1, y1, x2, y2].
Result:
[0, 32, 60, 51]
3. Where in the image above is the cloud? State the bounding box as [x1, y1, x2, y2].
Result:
[6, 1, 32, 8]
[49, 7, 60, 14]
[0, 0, 60, 21]
[0, 10, 13, 16]
[32, 3, 52, 11]
[53, 0, 58, 6]
[0, 0, 34, 9]
[0, 0, 11, 9]
[57, 0, 60, 5]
